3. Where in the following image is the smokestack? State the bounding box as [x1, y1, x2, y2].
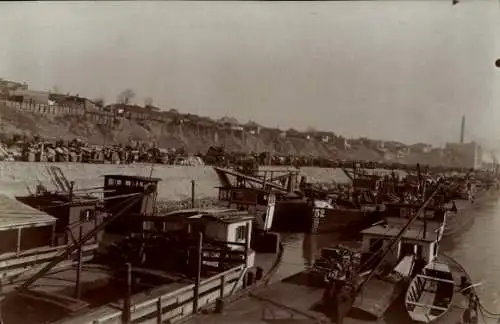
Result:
[460, 115, 465, 144]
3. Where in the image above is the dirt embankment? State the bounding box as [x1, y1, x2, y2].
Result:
[0, 103, 389, 160]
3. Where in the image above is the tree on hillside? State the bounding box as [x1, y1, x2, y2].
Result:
[93, 97, 105, 107]
[144, 97, 153, 107]
[117, 89, 135, 105]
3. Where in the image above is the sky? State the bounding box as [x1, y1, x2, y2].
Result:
[1, 1, 500, 147]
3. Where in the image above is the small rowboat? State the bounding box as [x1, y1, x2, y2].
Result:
[405, 260, 455, 323]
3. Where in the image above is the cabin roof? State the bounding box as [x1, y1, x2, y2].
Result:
[155, 208, 254, 224]
[425, 261, 450, 273]
[216, 186, 272, 194]
[0, 194, 56, 231]
[103, 174, 161, 182]
[17, 193, 98, 208]
[361, 223, 437, 243]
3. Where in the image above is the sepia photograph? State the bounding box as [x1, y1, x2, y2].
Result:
[0, 1, 499, 323]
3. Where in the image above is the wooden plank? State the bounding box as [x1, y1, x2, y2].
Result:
[18, 290, 89, 312]
[406, 300, 448, 311]
[0, 243, 97, 271]
[416, 274, 455, 284]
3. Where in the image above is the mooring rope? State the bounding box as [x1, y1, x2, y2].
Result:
[441, 253, 500, 322]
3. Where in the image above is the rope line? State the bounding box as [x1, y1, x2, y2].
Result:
[442, 253, 500, 322]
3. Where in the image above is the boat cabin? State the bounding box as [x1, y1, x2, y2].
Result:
[145, 208, 253, 247]
[0, 194, 57, 256]
[383, 204, 447, 240]
[143, 208, 255, 267]
[0, 194, 58, 283]
[352, 176, 382, 192]
[360, 219, 442, 273]
[103, 174, 160, 234]
[17, 192, 104, 246]
[217, 187, 276, 231]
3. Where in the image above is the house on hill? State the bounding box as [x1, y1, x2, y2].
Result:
[106, 103, 150, 120]
[49, 93, 89, 116]
[410, 143, 432, 154]
[243, 121, 261, 135]
[218, 116, 243, 131]
[308, 130, 335, 143]
[260, 127, 282, 140]
[8, 89, 50, 105]
[0, 79, 27, 98]
[285, 128, 308, 139]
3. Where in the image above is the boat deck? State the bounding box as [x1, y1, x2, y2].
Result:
[183, 256, 472, 324]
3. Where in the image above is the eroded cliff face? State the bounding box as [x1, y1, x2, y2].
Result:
[0, 102, 468, 167]
[0, 102, 346, 156]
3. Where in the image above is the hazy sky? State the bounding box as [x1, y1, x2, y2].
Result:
[1, 1, 500, 146]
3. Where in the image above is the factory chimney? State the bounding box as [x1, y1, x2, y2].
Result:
[460, 115, 465, 144]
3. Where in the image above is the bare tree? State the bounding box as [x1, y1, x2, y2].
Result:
[117, 89, 135, 105]
[93, 97, 105, 107]
[144, 97, 153, 107]
[306, 126, 317, 133]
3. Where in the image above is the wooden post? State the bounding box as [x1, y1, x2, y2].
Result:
[220, 275, 226, 298]
[156, 297, 162, 324]
[50, 224, 56, 246]
[74, 226, 83, 298]
[191, 180, 196, 208]
[244, 223, 250, 266]
[122, 263, 132, 324]
[69, 181, 75, 201]
[16, 228, 22, 254]
[193, 232, 203, 313]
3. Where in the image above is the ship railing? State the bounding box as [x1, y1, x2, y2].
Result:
[84, 264, 246, 324]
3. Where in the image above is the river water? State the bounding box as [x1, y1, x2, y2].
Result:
[269, 195, 500, 322]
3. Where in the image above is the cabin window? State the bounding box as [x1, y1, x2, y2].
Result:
[125, 180, 131, 186]
[401, 242, 415, 256]
[219, 190, 229, 201]
[369, 238, 383, 253]
[235, 225, 247, 241]
[415, 245, 423, 259]
[80, 209, 94, 222]
[257, 194, 268, 205]
[116, 179, 122, 186]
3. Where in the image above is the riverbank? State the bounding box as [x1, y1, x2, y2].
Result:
[0, 162, 355, 200]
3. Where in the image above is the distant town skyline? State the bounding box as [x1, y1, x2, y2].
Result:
[1, 1, 499, 147]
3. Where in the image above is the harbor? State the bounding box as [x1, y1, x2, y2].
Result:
[2, 1, 500, 323]
[0, 161, 496, 323]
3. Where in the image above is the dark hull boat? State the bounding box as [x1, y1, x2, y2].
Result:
[309, 204, 382, 234]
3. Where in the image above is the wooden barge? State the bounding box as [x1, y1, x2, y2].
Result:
[0, 171, 279, 324]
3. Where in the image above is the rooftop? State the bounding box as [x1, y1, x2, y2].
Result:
[361, 223, 439, 243]
[0, 194, 56, 231]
